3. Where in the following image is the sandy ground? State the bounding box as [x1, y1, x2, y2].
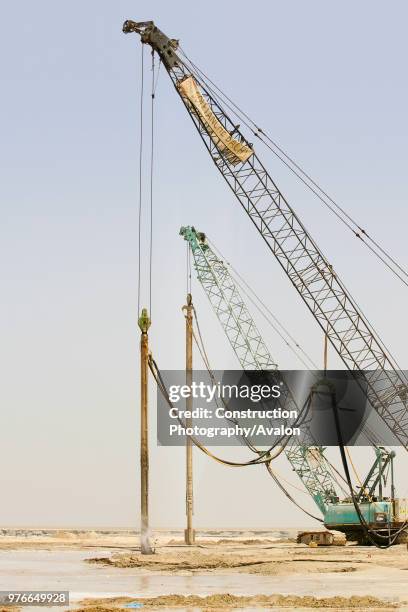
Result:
[0, 529, 407, 610]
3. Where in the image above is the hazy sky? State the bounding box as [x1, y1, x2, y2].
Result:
[1, 0, 408, 528]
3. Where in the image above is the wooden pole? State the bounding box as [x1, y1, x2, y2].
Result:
[139, 308, 153, 554]
[184, 294, 195, 544]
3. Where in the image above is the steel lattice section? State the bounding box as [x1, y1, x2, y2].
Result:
[181, 226, 340, 514]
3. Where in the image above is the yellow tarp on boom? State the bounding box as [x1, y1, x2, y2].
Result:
[178, 76, 253, 166]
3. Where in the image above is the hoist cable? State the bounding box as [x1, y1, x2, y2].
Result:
[189, 260, 352, 511]
[192, 305, 215, 374]
[153, 58, 162, 95]
[178, 49, 408, 291]
[186, 243, 190, 295]
[151, 300, 311, 463]
[137, 45, 145, 314]
[345, 446, 373, 502]
[190, 305, 324, 470]
[178, 52, 407, 378]
[191, 308, 349, 518]
[345, 447, 393, 511]
[188, 252, 396, 515]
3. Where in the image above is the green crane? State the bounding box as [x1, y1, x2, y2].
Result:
[181, 226, 405, 545]
[180, 225, 344, 516]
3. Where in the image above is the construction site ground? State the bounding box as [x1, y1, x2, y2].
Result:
[0, 529, 407, 611]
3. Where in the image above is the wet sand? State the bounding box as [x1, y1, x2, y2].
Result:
[0, 529, 406, 610]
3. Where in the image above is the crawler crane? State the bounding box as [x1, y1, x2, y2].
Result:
[123, 20, 408, 545]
